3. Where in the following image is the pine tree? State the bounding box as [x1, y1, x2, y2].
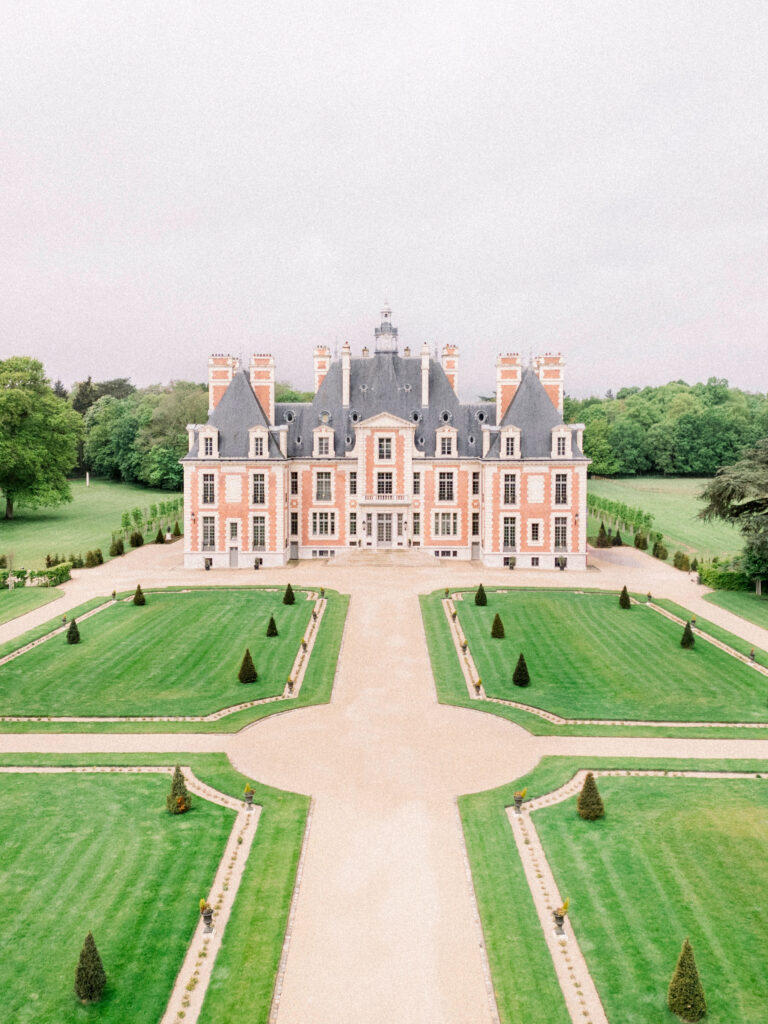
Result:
[238, 648, 258, 684]
[172, 520, 181, 537]
[475, 583, 487, 606]
[266, 615, 278, 637]
[691, 557, 699, 572]
[166, 764, 191, 814]
[155, 528, 165, 544]
[577, 772, 605, 820]
[133, 584, 146, 606]
[491, 613, 505, 639]
[513, 653, 530, 687]
[612, 530, 623, 546]
[619, 585, 631, 609]
[74, 931, 107, 1003]
[681, 621, 695, 649]
[67, 618, 80, 644]
[668, 938, 707, 1022]
[283, 582, 295, 605]
[596, 522, 611, 548]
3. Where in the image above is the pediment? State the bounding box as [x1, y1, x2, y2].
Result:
[357, 411, 414, 430]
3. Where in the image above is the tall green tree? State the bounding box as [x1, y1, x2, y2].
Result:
[0, 357, 82, 519]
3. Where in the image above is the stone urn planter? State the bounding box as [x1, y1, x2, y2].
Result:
[200, 900, 214, 932]
[302, 640, 308, 652]
[513, 788, 526, 815]
[287, 679, 295, 694]
[474, 681, 481, 696]
[553, 899, 569, 934]
[244, 788, 254, 807]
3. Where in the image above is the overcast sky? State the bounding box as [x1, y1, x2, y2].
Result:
[2, 1, 767, 401]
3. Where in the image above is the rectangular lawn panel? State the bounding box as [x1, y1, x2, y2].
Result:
[458, 589, 767, 722]
[0, 589, 313, 716]
[0, 586, 62, 625]
[533, 776, 768, 1024]
[1, 771, 233, 1024]
[703, 590, 768, 631]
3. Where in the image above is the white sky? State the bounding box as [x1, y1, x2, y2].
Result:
[2, 1, 767, 401]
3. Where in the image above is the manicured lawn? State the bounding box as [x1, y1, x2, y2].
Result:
[0, 589, 313, 716]
[534, 776, 768, 1023]
[0, 478, 173, 569]
[0, 585, 61, 624]
[1, 771, 233, 1024]
[588, 476, 741, 560]
[704, 590, 768, 631]
[456, 589, 766, 722]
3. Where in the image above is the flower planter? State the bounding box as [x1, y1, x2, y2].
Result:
[244, 791, 254, 806]
[202, 908, 214, 931]
[474, 683, 481, 696]
[513, 794, 523, 814]
[553, 912, 565, 934]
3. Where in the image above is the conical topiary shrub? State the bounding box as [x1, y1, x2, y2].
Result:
[166, 764, 191, 814]
[612, 530, 623, 547]
[266, 615, 278, 638]
[283, 582, 295, 605]
[619, 585, 631, 609]
[668, 938, 706, 1022]
[172, 520, 181, 537]
[67, 618, 80, 644]
[74, 931, 106, 1003]
[491, 613, 505, 639]
[596, 522, 611, 548]
[475, 583, 487, 606]
[513, 653, 530, 687]
[681, 621, 695, 649]
[155, 528, 165, 544]
[239, 648, 258, 684]
[133, 584, 146, 606]
[577, 771, 605, 820]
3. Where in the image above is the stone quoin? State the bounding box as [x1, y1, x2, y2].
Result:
[182, 306, 590, 568]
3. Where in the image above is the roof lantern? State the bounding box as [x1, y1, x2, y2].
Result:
[374, 302, 398, 353]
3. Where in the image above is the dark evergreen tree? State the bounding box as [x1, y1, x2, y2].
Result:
[155, 528, 165, 544]
[283, 582, 295, 605]
[133, 584, 146, 606]
[681, 621, 695, 648]
[474, 583, 487, 606]
[238, 648, 258, 684]
[67, 618, 80, 644]
[691, 557, 699, 572]
[109, 537, 124, 557]
[491, 613, 505, 639]
[513, 653, 530, 687]
[611, 530, 623, 546]
[166, 764, 190, 814]
[596, 522, 611, 548]
[577, 772, 605, 820]
[85, 550, 98, 568]
[74, 931, 107, 1003]
[668, 938, 707, 1022]
[266, 615, 278, 637]
[172, 520, 181, 537]
[634, 531, 648, 550]
[129, 530, 144, 548]
[619, 585, 631, 609]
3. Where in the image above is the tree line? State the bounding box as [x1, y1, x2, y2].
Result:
[564, 377, 768, 476]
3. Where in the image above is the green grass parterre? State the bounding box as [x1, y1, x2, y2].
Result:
[0, 585, 62, 625]
[703, 590, 768, 631]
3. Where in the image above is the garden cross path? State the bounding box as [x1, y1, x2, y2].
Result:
[3, 543, 768, 1024]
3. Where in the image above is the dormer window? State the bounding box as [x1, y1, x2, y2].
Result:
[198, 428, 219, 459]
[500, 427, 520, 460]
[204, 437, 213, 457]
[505, 436, 515, 457]
[313, 426, 334, 458]
[253, 436, 264, 457]
[551, 429, 572, 459]
[249, 427, 269, 459]
[557, 436, 565, 456]
[436, 426, 457, 458]
[378, 437, 392, 460]
[318, 437, 330, 456]
[440, 436, 452, 456]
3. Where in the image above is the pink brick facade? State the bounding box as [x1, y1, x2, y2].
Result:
[183, 308, 589, 569]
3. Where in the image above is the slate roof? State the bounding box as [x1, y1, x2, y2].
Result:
[186, 353, 585, 462]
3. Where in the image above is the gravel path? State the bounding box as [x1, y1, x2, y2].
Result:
[2, 542, 768, 1023]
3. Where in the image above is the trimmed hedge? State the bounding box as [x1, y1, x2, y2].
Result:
[699, 565, 750, 590]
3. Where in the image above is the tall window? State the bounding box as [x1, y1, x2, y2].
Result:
[438, 471, 454, 502]
[472, 472, 480, 496]
[252, 473, 265, 504]
[556, 436, 566, 456]
[412, 512, 421, 536]
[312, 511, 335, 536]
[434, 512, 459, 536]
[252, 516, 266, 550]
[472, 512, 480, 537]
[202, 515, 215, 550]
[290, 471, 298, 495]
[349, 471, 357, 496]
[290, 512, 298, 536]
[252, 436, 264, 457]
[413, 472, 421, 496]
[318, 436, 330, 456]
[530, 522, 540, 542]
[315, 472, 331, 501]
[555, 473, 568, 505]
[377, 437, 392, 459]
[554, 516, 568, 550]
[502, 516, 516, 550]
[505, 436, 516, 457]
[202, 473, 215, 504]
[203, 436, 213, 456]
[503, 473, 516, 505]
[377, 472, 393, 496]
[229, 521, 238, 540]
[349, 512, 357, 536]
[440, 436, 453, 456]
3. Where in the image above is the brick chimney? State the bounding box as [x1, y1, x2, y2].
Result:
[249, 354, 275, 424]
[314, 345, 331, 392]
[441, 344, 459, 393]
[208, 354, 239, 413]
[495, 354, 522, 423]
[533, 353, 564, 413]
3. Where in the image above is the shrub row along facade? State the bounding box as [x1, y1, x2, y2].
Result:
[183, 307, 589, 568]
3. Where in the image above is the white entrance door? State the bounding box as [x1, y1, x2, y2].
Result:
[376, 513, 393, 547]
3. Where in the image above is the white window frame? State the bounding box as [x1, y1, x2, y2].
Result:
[500, 427, 520, 460]
[201, 472, 216, 506]
[199, 429, 218, 459]
[529, 519, 544, 546]
[313, 427, 335, 458]
[553, 514, 569, 552]
[349, 471, 357, 496]
[201, 513, 217, 551]
[413, 471, 421, 496]
[553, 471, 570, 507]
[251, 514, 268, 551]
[251, 471, 267, 505]
[376, 435, 394, 462]
[436, 470, 455, 503]
[310, 510, 337, 538]
[249, 427, 269, 459]
[502, 472, 518, 506]
[412, 512, 421, 536]
[433, 511, 460, 537]
[376, 471, 393, 496]
[314, 469, 333, 503]
[502, 515, 517, 551]
[551, 429, 572, 459]
[436, 426, 457, 458]
[349, 512, 357, 537]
